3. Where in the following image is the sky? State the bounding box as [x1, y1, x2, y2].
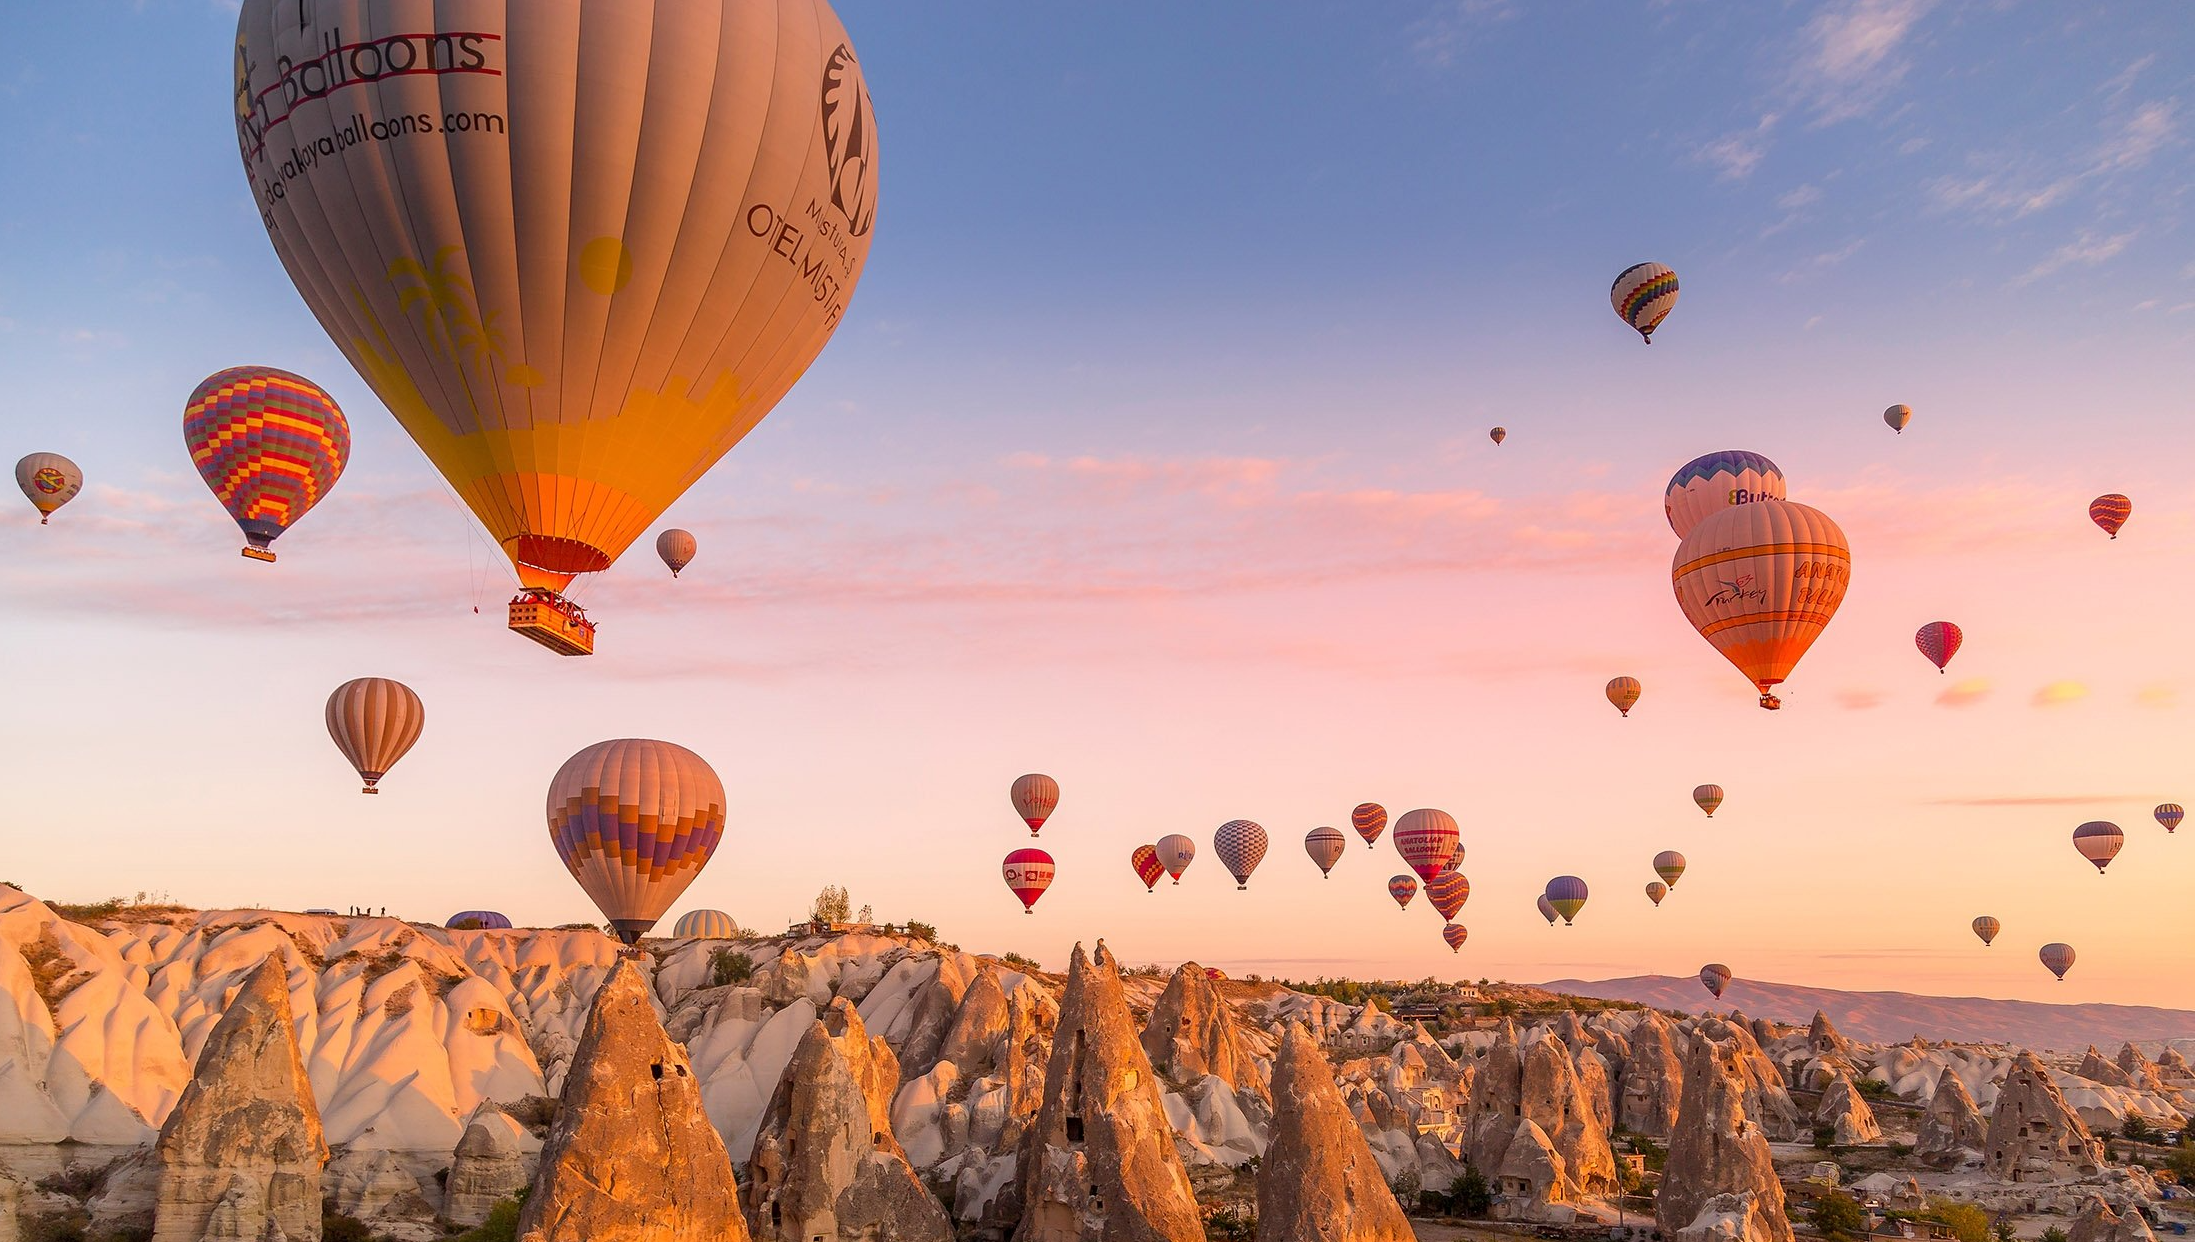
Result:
[2, 1, 2193, 1007]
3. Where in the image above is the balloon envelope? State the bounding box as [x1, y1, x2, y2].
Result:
[2039, 942, 2075, 980]
[1388, 875, 1419, 910]
[1304, 826, 1348, 877]
[184, 367, 349, 560]
[546, 738, 726, 944]
[1489, 427, 1507, 445]
[1605, 676, 1641, 718]
[1545, 876, 1588, 924]
[1646, 881, 1667, 907]
[1393, 809, 1461, 883]
[1156, 834, 1196, 884]
[1652, 850, 1686, 888]
[1700, 963, 1733, 998]
[1672, 498, 1851, 710]
[233, 0, 878, 596]
[1664, 450, 1786, 540]
[1971, 915, 1999, 946]
[1351, 802, 1388, 847]
[673, 909, 738, 939]
[1536, 894, 1558, 926]
[15, 453, 82, 524]
[1002, 848, 1054, 912]
[1442, 923, 1468, 952]
[1611, 262, 1678, 342]
[1011, 774, 1060, 835]
[325, 677, 426, 794]
[2156, 804, 2184, 834]
[1884, 404, 1913, 433]
[1427, 871, 1471, 920]
[2089, 494, 2131, 538]
[656, 529, 697, 578]
[1692, 785, 1724, 817]
[1214, 820, 1269, 889]
[1131, 844, 1165, 892]
[2072, 821, 2123, 872]
[445, 910, 511, 930]
[1916, 621, 1962, 672]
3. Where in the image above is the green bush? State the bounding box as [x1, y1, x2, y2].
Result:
[1929, 1199, 1992, 1242]
[903, 920, 938, 941]
[2163, 1140, 2195, 1183]
[2040, 1228, 2070, 1242]
[1812, 1123, 1837, 1149]
[1441, 1167, 1493, 1217]
[708, 948, 754, 988]
[1855, 1078, 1895, 1100]
[1810, 1191, 1865, 1242]
[1204, 1204, 1255, 1241]
[320, 1213, 375, 1242]
[1000, 952, 1041, 971]
[2124, 1115, 2159, 1143]
[452, 1191, 527, 1242]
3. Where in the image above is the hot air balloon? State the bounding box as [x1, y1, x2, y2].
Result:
[1545, 876, 1588, 924]
[1393, 809, 1461, 883]
[1304, 826, 1348, 878]
[2039, 942, 2076, 981]
[1646, 881, 1667, 906]
[1699, 963, 1732, 998]
[184, 367, 349, 562]
[2156, 804, 2184, 835]
[2089, 494, 2131, 539]
[1611, 262, 1678, 343]
[656, 529, 697, 578]
[15, 453, 82, 525]
[1915, 621, 1962, 673]
[1131, 844, 1165, 893]
[1652, 850, 1687, 889]
[1011, 774, 1060, 836]
[1884, 404, 1913, 434]
[1003, 848, 1054, 913]
[547, 738, 726, 945]
[234, 0, 879, 651]
[1427, 871, 1471, 920]
[673, 909, 738, 938]
[1536, 894, 1558, 926]
[1351, 803, 1388, 848]
[325, 677, 426, 795]
[1606, 676, 1642, 718]
[1442, 923, 1469, 953]
[446, 910, 512, 930]
[1672, 498, 1851, 710]
[1664, 450, 1787, 540]
[1971, 915, 1999, 947]
[1692, 785, 1724, 818]
[1156, 834, 1196, 884]
[1489, 427, 1507, 445]
[2072, 821, 2123, 873]
[1214, 820, 1268, 890]
[1388, 875, 1419, 910]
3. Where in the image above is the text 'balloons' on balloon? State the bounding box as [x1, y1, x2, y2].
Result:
[1427, 871, 1471, 920]
[2040, 942, 2076, 981]
[1131, 844, 1165, 893]
[1971, 915, 2000, 947]
[1442, 923, 1469, 953]
[1884, 404, 1913, 434]
[1156, 834, 1197, 884]
[1545, 876, 1588, 925]
[2089, 494, 2131, 539]
[656, 529, 697, 578]
[1214, 820, 1269, 890]
[1352, 803, 1388, 848]
[1606, 676, 1642, 718]
[1672, 497, 1851, 711]
[1489, 427, 1507, 445]
[547, 738, 726, 945]
[15, 453, 82, 525]
[2072, 821, 2123, 873]
[1700, 963, 1733, 998]
[1646, 881, 1667, 907]
[446, 910, 511, 930]
[1652, 850, 1687, 889]
[1389, 875, 1419, 910]
[184, 367, 350, 563]
[1915, 621, 1963, 673]
[233, 0, 879, 634]
[1611, 262, 1679, 343]
[1011, 774, 1060, 835]
[325, 677, 425, 795]
[1536, 894, 1558, 926]
[1002, 848, 1055, 913]
[1304, 826, 1348, 877]
[1394, 809, 1461, 883]
[2157, 804, 2184, 835]
[1664, 450, 1786, 541]
[673, 910, 738, 939]
[1692, 785, 1724, 818]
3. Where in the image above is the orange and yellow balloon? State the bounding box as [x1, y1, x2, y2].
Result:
[1672, 498, 1851, 710]
[547, 739, 726, 945]
[1605, 676, 1642, 718]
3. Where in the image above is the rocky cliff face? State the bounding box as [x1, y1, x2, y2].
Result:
[1618, 1009, 1685, 1138]
[1140, 963, 1267, 1105]
[1814, 1073, 1882, 1144]
[2069, 1194, 2157, 1242]
[1985, 1052, 2106, 1183]
[444, 1106, 537, 1227]
[1917, 1065, 1987, 1166]
[1255, 1025, 1412, 1242]
[1656, 1027, 1793, 1242]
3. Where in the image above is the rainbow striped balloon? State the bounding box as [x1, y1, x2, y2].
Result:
[184, 367, 349, 561]
[547, 739, 726, 945]
[1611, 262, 1679, 342]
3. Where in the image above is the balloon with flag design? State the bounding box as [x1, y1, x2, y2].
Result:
[15, 453, 82, 525]
[184, 366, 349, 562]
[546, 738, 726, 945]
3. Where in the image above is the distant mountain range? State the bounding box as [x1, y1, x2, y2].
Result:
[1542, 975, 2195, 1052]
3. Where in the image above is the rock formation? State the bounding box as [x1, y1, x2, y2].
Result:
[745, 998, 953, 1242]
[2156, 1047, 2193, 1081]
[0, 1170, 19, 1242]
[1656, 1028, 1793, 1242]
[1139, 962, 1267, 1104]
[444, 1107, 537, 1227]
[2078, 1047, 2136, 1089]
[1984, 1051, 2106, 1183]
[1010, 941, 1201, 1242]
[2116, 1044, 2168, 1094]
[1916, 1066, 1986, 1167]
[1814, 1074, 1882, 1144]
[1490, 1119, 1570, 1220]
[515, 957, 747, 1242]
[1617, 1010, 1685, 1138]
[1806, 1011, 1852, 1059]
[151, 955, 329, 1242]
[1463, 1025, 1613, 1216]
[325, 1147, 434, 1222]
[1255, 1024, 1411, 1242]
[1697, 1017, 1802, 1140]
[2070, 1195, 2157, 1242]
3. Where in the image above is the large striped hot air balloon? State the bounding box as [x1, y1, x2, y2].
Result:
[1426, 871, 1471, 920]
[1304, 826, 1348, 878]
[446, 910, 512, 930]
[1131, 844, 1165, 893]
[547, 739, 726, 945]
[1699, 963, 1732, 998]
[1884, 404, 1913, 434]
[656, 529, 697, 578]
[1393, 809, 1460, 883]
[1214, 820, 1268, 890]
[15, 453, 82, 525]
[673, 909, 739, 939]
[1156, 834, 1196, 884]
[1545, 876, 1588, 925]
[1646, 881, 1667, 907]
[2072, 821, 2123, 873]
[1002, 848, 1054, 913]
[1971, 915, 1999, 947]
[1673, 498, 1851, 710]
[1692, 785, 1724, 818]
[324, 677, 425, 795]
[1388, 875, 1418, 910]
[233, 0, 878, 648]
[2156, 804, 2184, 835]
[1011, 774, 1060, 836]
[1652, 850, 1687, 889]
[1664, 450, 1786, 540]
[1915, 621, 1962, 673]
[1352, 803, 1388, 848]
[2089, 494, 2131, 539]
[1606, 676, 1641, 718]
[2039, 942, 2075, 981]
[1611, 262, 1678, 343]
[1536, 894, 1558, 926]
[184, 367, 349, 562]
[1441, 923, 1468, 953]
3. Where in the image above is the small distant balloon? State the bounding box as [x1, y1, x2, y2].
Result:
[1536, 893, 1558, 926]
[1131, 844, 1165, 893]
[1611, 262, 1679, 343]
[1545, 875, 1588, 925]
[1214, 820, 1269, 890]
[1606, 676, 1642, 718]
[1489, 427, 1507, 445]
[1883, 404, 1912, 434]
[1388, 875, 1419, 910]
[2156, 804, 2184, 835]
[1699, 962, 1733, 998]
[1442, 923, 1469, 953]
[1011, 774, 1060, 836]
[1915, 622, 1962, 673]
[15, 453, 82, 525]
[655, 529, 697, 578]
[325, 677, 426, 795]
[1156, 834, 1197, 884]
[445, 910, 511, 930]
[1352, 803, 1388, 848]
[1652, 850, 1687, 888]
[1427, 871, 1471, 920]
[1002, 848, 1055, 913]
[2089, 494, 2131, 539]
[1971, 915, 1999, 947]
[2072, 821, 2123, 873]
[2039, 942, 2076, 981]
[1646, 881, 1667, 907]
[1393, 809, 1461, 883]
[673, 910, 738, 939]
[1304, 826, 1348, 878]
[1692, 785, 1724, 818]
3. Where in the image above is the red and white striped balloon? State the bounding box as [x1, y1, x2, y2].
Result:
[1003, 848, 1055, 912]
[1393, 809, 1460, 883]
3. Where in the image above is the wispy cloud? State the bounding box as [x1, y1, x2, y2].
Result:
[2033, 680, 2090, 707]
[1779, 239, 1866, 283]
[1925, 98, 2178, 226]
[1795, 0, 1933, 123]
[2014, 230, 2137, 287]
[1694, 115, 1780, 181]
[1926, 794, 2133, 807]
[1408, 0, 1516, 70]
[1936, 678, 1991, 708]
